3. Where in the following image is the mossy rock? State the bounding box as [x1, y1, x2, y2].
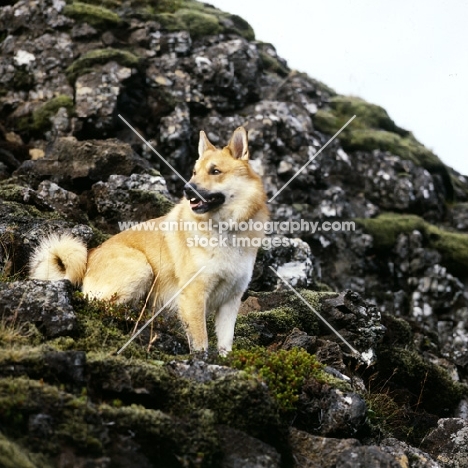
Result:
[216, 12, 255, 41]
[153, 12, 187, 31]
[329, 96, 407, 135]
[258, 48, 289, 77]
[377, 347, 466, 416]
[356, 212, 468, 276]
[174, 8, 221, 39]
[63, 1, 122, 29]
[38, 99, 71, 130]
[0, 376, 222, 465]
[66, 0, 124, 8]
[0, 348, 284, 456]
[66, 48, 140, 83]
[17, 95, 74, 135]
[313, 109, 342, 135]
[0, 199, 62, 222]
[234, 290, 328, 349]
[313, 96, 453, 199]
[380, 313, 413, 346]
[0, 431, 52, 468]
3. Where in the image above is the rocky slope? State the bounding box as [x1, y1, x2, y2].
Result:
[1, 0, 468, 466]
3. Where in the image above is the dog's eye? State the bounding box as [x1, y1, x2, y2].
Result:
[192, 170, 196, 176]
[210, 168, 221, 175]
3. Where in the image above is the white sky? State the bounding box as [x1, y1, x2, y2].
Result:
[209, 0, 468, 176]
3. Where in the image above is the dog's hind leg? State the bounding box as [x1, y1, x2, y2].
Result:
[82, 245, 154, 304]
[215, 293, 243, 356]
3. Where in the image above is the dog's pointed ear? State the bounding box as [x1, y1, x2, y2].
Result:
[228, 127, 249, 160]
[199, 131, 216, 158]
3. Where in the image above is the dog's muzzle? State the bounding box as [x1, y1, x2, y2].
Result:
[183, 184, 226, 214]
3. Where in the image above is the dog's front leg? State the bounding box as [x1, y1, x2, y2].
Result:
[178, 286, 208, 353]
[215, 293, 243, 356]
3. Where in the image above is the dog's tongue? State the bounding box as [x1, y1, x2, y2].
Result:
[190, 198, 203, 209]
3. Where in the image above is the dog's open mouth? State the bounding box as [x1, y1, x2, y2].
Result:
[185, 189, 226, 214]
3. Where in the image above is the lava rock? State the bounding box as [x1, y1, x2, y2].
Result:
[14, 137, 152, 190]
[289, 427, 361, 468]
[422, 418, 468, 468]
[218, 426, 281, 468]
[90, 173, 174, 233]
[0, 279, 76, 338]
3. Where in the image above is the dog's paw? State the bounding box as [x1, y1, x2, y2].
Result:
[218, 347, 231, 357]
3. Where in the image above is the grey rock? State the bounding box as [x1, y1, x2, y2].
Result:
[91, 173, 173, 233]
[251, 236, 316, 291]
[0, 279, 76, 338]
[335, 446, 403, 468]
[381, 438, 441, 468]
[297, 384, 367, 437]
[422, 418, 468, 468]
[219, 426, 281, 468]
[450, 203, 468, 231]
[15, 137, 152, 189]
[75, 62, 134, 135]
[320, 290, 385, 359]
[289, 427, 361, 468]
[281, 327, 316, 352]
[320, 389, 367, 437]
[36, 180, 83, 221]
[315, 339, 346, 372]
[168, 359, 240, 384]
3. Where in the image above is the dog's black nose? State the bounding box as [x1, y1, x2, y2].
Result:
[184, 183, 197, 197]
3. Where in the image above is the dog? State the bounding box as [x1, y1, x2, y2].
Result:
[30, 127, 269, 354]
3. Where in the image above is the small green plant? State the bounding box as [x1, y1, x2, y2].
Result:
[225, 347, 324, 411]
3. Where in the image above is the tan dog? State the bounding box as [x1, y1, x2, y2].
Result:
[30, 127, 269, 354]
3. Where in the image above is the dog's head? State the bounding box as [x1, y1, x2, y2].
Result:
[184, 127, 265, 218]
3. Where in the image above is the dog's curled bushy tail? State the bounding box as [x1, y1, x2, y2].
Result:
[29, 234, 87, 286]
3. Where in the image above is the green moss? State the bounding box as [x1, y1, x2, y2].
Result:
[217, 12, 255, 40]
[128, 189, 175, 214]
[356, 212, 468, 276]
[313, 96, 453, 198]
[0, 199, 62, 221]
[63, 1, 122, 28]
[61, 292, 146, 357]
[66, 0, 123, 8]
[24, 95, 74, 134]
[313, 109, 342, 135]
[130, 0, 183, 13]
[329, 96, 407, 135]
[0, 321, 42, 348]
[0, 431, 51, 468]
[153, 12, 186, 30]
[234, 290, 327, 349]
[377, 347, 466, 415]
[0, 376, 223, 465]
[381, 313, 413, 346]
[259, 50, 289, 77]
[175, 8, 221, 39]
[365, 392, 408, 439]
[225, 348, 323, 411]
[66, 48, 140, 84]
[16, 96, 73, 135]
[84, 355, 284, 446]
[356, 213, 426, 251]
